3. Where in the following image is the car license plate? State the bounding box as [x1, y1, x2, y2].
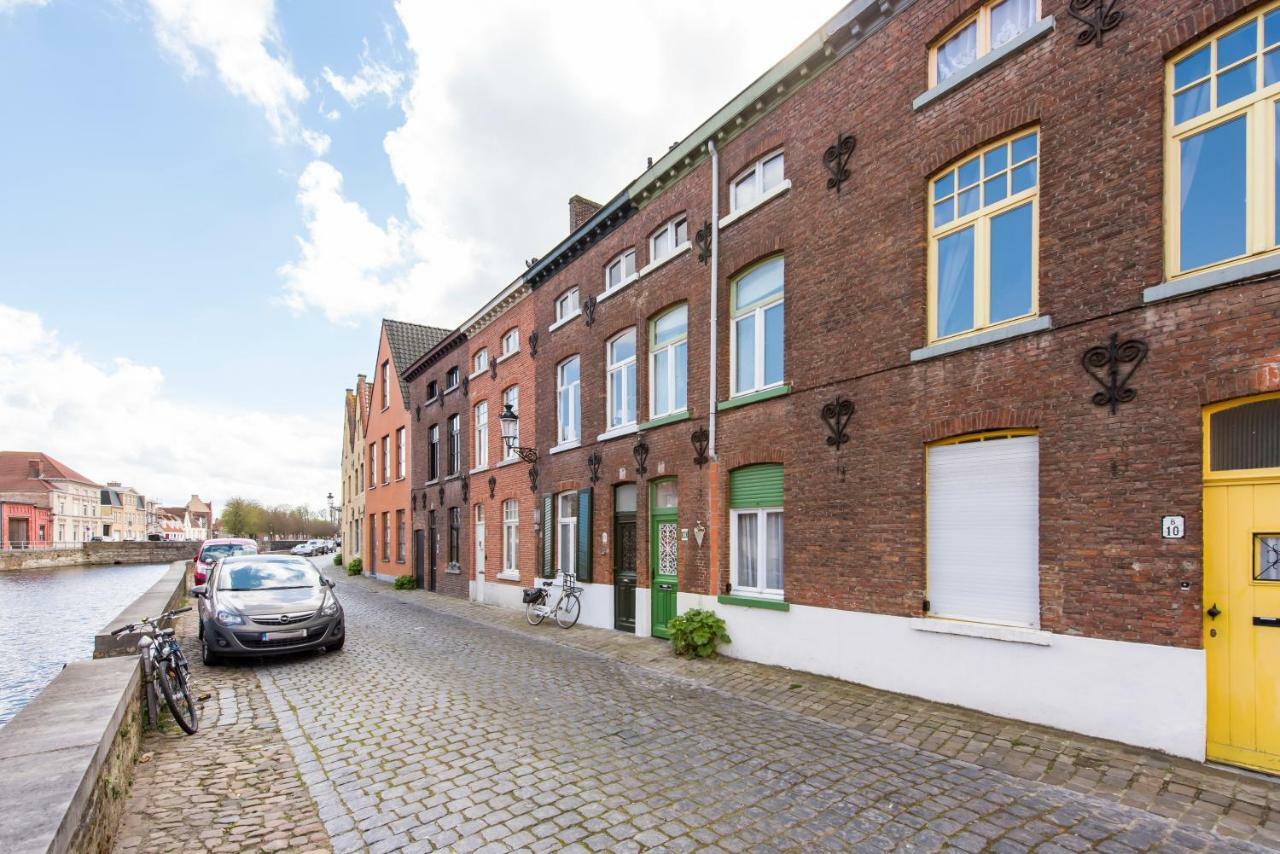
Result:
[262, 629, 306, 641]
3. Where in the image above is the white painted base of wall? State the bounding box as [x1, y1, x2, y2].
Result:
[678, 593, 1206, 760]
[479, 578, 617, 630]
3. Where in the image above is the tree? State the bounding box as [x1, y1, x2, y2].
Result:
[219, 497, 265, 538]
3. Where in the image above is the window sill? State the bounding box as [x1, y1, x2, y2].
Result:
[909, 618, 1051, 646]
[425, 478, 439, 486]
[548, 440, 581, 456]
[717, 384, 790, 411]
[909, 315, 1052, 363]
[426, 395, 439, 405]
[445, 563, 462, 575]
[718, 594, 790, 612]
[912, 16, 1056, 111]
[718, 180, 792, 230]
[445, 473, 463, 482]
[495, 457, 521, 469]
[548, 312, 580, 333]
[495, 571, 521, 582]
[596, 423, 639, 443]
[640, 411, 690, 430]
[597, 274, 638, 304]
[468, 367, 487, 381]
[469, 465, 489, 475]
[443, 386, 458, 397]
[637, 243, 691, 279]
[496, 350, 519, 364]
[1145, 253, 1280, 304]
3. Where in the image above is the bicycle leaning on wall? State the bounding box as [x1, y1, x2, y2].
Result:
[523, 568, 582, 629]
[110, 606, 199, 734]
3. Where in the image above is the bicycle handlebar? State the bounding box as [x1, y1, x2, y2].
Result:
[109, 606, 193, 636]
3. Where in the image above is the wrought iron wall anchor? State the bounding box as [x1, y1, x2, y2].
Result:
[1082, 333, 1147, 415]
[582, 295, 598, 327]
[823, 133, 856, 193]
[528, 332, 539, 357]
[438, 486, 445, 505]
[821, 397, 854, 448]
[487, 475, 496, 499]
[489, 359, 498, 380]
[461, 479, 469, 503]
[461, 375, 470, 397]
[694, 221, 712, 264]
[691, 427, 710, 467]
[528, 466, 539, 493]
[586, 451, 602, 484]
[1068, 0, 1123, 46]
[633, 432, 650, 478]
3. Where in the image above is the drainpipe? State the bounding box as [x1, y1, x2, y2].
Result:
[707, 139, 720, 461]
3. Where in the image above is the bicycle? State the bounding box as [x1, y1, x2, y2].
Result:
[523, 569, 582, 628]
[110, 606, 199, 735]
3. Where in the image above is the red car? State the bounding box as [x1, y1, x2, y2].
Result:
[194, 538, 258, 584]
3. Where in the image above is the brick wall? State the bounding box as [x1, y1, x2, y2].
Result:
[364, 328, 414, 579]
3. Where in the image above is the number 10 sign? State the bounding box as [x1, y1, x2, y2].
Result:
[1162, 516, 1185, 539]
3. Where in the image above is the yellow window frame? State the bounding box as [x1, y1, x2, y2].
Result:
[926, 130, 1041, 344]
[1202, 391, 1280, 484]
[1164, 1, 1280, 280]
[928, 0, 1042, 88]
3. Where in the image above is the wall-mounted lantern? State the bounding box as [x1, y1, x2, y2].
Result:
[499, 403, 539, 464]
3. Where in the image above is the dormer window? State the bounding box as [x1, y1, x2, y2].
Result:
[730, 152, 785, 213]
[650, 216, 689, 264]
[555, 287, 580, 322]
[446, 366, 460, 390]
[605, 250, 637, 291]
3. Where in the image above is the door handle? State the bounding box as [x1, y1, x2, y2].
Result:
[1207, 603, 1221, 620]
[1253, 617, 1280, 628]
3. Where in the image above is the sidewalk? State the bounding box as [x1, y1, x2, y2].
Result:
[336, 569, 1280, 848]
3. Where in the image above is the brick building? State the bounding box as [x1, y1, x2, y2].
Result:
[363, 320, 450, 580]
[340, 375, 369, 559]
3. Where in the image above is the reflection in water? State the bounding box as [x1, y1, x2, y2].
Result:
[0, 562, 169, 727]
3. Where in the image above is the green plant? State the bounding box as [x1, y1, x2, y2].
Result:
[393, 574, 416, 590]
[333, 552, 343, 566]
[346, 557, 362, 575]
[668, 608, 730, 659]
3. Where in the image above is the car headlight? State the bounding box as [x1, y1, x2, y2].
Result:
[320, 594, 339, 616]
[215, 609, 244, 626]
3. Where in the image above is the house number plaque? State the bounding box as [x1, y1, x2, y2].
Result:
[1162, 516, 1185, 539]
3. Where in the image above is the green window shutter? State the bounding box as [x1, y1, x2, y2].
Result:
[576, 488, 593, 583]
[729, 464, 783, 508]
[541, 492, 554, 578]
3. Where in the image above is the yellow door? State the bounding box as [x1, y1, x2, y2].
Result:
[1205, 394, 1280, 773]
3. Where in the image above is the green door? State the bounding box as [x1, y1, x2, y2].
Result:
[650, 479, 679, 639]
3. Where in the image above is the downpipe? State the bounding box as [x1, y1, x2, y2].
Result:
[707, 139, 720, 461]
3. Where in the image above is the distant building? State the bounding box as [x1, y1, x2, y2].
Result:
[0, 452, 101, 545]
[0, 457, 52, 549]
[184, 495, 212, 540]
[100, 482, 147, 540]
[157, 509, 184, 541]
[340, 375, 370, 561]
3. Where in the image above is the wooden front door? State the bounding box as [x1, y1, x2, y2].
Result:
[614, 513, 637, 632]
[413, 529, 425, 588]
[650, 479, 679, 639]
[427, 510, 438, 592]
[1205, 394, 1280, 773]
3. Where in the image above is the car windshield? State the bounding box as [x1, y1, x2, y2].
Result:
[202, 543, 256, 561]
[217, 561, 317, 591]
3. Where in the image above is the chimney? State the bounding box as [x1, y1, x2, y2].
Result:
[569, 195, 602, 233]
[28, 459, 42, 479]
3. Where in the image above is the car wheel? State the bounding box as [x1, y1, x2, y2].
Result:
[201, 636, 220, 666]
[326, 636, 345, 652]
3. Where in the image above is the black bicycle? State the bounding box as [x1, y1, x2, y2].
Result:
[111, 607, 198, 735]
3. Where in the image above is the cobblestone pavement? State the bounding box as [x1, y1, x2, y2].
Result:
[113, 612, 331, 854]
[238, 561, 1279, 853]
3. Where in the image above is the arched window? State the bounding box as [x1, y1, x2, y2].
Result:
[650, 305, 688, 419]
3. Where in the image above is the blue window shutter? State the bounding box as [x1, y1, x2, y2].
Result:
[576, 488, 593, 583]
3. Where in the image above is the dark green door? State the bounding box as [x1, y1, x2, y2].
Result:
[614, 514, 636, 632]
[650, 479, 679, 639]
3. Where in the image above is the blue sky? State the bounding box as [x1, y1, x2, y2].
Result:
[0, 0, 837, 511]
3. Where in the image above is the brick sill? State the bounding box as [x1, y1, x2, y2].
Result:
[718, 594, 790, 612]
[717, 384, 790, 411]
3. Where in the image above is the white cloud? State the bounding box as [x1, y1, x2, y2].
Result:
[0, 0, 50, 13]
[301, 128, 331, 156]
[322, 41, 404, 107]
[144, 0, 310, 145]
[281, 0, 838, 328]
[0, 304, 335, 512]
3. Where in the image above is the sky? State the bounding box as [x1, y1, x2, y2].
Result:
[0, 0, 839, 514]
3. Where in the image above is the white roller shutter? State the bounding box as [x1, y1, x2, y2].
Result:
[927, 435, 1040, 628]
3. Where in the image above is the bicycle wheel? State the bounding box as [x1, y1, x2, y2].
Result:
[157, 656, 199, 734]
[555, 593, 581, 628]
[526, 600, 546, 625]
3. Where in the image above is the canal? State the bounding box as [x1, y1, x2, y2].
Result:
[0, 561, 170, 727]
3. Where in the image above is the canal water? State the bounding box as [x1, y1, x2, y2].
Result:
[0, 562, 170, 727]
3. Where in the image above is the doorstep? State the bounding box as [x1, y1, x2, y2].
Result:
[335, 569, 1280, 846]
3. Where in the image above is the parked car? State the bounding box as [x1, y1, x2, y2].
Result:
[194, 537, 258, 585]
[290, 539, 327, 556]
[191, 554, 345, 665]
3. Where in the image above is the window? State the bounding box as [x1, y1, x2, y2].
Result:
[395, 427, 405, 479]
[473, 349, 488, 374]
[381, 435, 390, 484]
[474, 401, 488, 468]
[927, 433, 1039, 627]
[605, 250, 637, 291]
[501, 328, 519, 356]
[1168, 7, 1280, 277]
[555, 288, 580, 322]
[557, 492, 578, 578]
[449, 507, 460, 564]
[730, 257, 785, 396]
[447, 414, 460, 475]
[381, 360, 390, 409]
[606, 329, 637, 430]
[929, 130, 1039, 341]
[395, 510, 405, 562]
[650, 215, 689, 264]
[502, 499, 519, 575]
[445, 367, 460, 390]
[650, 305, 688, 419]
[729, 465, 783, 599]
[368, 443, 376, 489]
[381, 511, 390, 561]
[428, 424, 439, 481]
[730, 152, 785, 213]
[932, 0, 1038, 85]
[557, 356, 581, 444]
[502, 386, 520, 460]
[427, 380, 438, 400]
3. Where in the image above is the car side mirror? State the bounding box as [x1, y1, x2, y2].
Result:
[189, 585, 208, 598]
[322, 578, 335, 588]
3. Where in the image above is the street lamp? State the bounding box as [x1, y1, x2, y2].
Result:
[326, 492, 335, 526]
[499, 403, 538, 464]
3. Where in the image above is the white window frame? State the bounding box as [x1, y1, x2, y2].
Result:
[557, 357, 581, 445]
[380, 361, 390, 409]
[649, 305, 688, 419]
[730, 151, 785, 213]
[649, 215, 689, 264]
[445, 366, 460, 391]
[473, 349, 488, 375]
[473, 401, 488, 469]
[606, 328, 637, 431]
[447, 414, 460, 475]
[501, 328, 519, 356]
[556, 492, 577, 578]
[502, 499, 519, 575]
[930, 0, 1041, 87]
[502, 386, 519, 461]
[730, 507, 784, 599]
[729, 258, 785, 397]
[555, 288, 580, 324]
[381, 435, 390, 484]
[605, 249, 637, 292]
[395, 427, 405, 479]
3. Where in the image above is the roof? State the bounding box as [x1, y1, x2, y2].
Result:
[187, 495, 211, 514]
[0, 452, 99, 491]
[100, 489, 122, 507]
[384, 319, 451, 404]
